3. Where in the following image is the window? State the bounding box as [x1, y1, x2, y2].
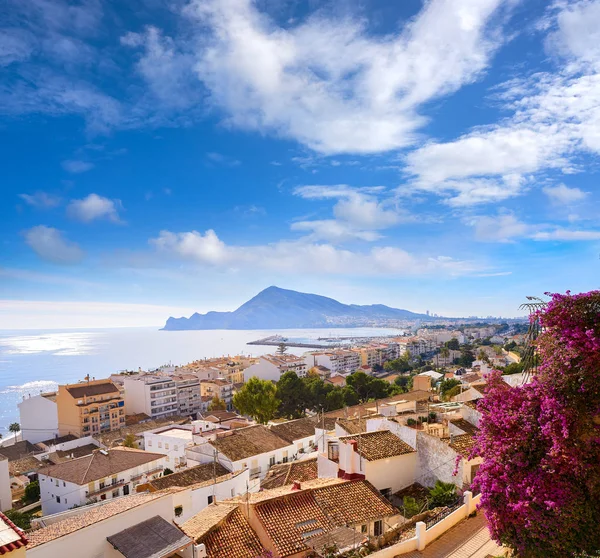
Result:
[112, 489, 119, 498]
[55, 479, 59, 487]
[361, 525, 367, 534]
[63, 481, 66, 487]
[380, 488, 392, 499]
[269, 456, 275, 467]
[165, 443, 169, 450]
[174, 445, 178, 452]
[99, 481, 105, 489]
[165, 456, 170, 462]
[147, 440, 152, 447]
[56, 496, 60, 503]
[174, 505, 183, 517]
[158, 442, 162, 448]
[207, 495, 214, 505]
[374, 520, 383, 537]
[65, 498, 67, 504]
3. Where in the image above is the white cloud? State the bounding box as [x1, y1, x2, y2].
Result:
[206, 152, 241, 166]
[531, 228, 600, 241]
[150, 229, 483, 277]
[23, 225, 84, 264]
[67, 193, 122, 223]
[543, 183, 589, 204]
[19, 191, 61, 209]
[62, 159, 94, 173]
[181, 0, 516, 154]
[290, 220, 382, 243]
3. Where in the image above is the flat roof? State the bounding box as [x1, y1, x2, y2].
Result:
[157, 428, 193, 441]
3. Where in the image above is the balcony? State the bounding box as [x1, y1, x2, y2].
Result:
[131, 466, 163, 482]
[249, 467, 261, 480]
[86, 479, 125, 497]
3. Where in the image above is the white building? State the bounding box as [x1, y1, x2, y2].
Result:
[38, 447, 166, 515]
[0, 456, 11, 511]
[18, 392, 59, 444]
[172, 374, 203, 417]
[243, 355, 308, 382]
[143, 425, 204, 470]
[305, 350, 361, 375]
[269, 417, 318, 456]
[186, 425, 295, 480]
[123, 375, 179, 419]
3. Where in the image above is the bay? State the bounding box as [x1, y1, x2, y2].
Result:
[0, 326, 402, 436]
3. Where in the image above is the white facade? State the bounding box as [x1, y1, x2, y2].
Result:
[0, 457, 11, 511]
[244, 356, 308, 382]
[18, 393, 59, 444]
[143, 426, 202, 470]
[123, 375, 179, 419]
[39, 454, 166, 515]
[305, 351, 361, 374]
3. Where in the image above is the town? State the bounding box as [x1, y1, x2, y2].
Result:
[0, 322, 527, 558]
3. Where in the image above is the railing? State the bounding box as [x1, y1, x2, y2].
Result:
[425, 498, 463, 529]
[86, 479, 125, 497]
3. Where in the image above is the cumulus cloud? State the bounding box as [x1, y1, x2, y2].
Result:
[62, 160, 95, 173]
[23, 225, 84, 264]
[543, 183, 589, 204]
[19, 191, 61, 209]
[67, 193, 122, 223]
[150, 228, 482, 277]
[177, 0, 517, 154]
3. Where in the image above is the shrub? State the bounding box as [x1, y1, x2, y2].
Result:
[428, 480, 457, 509]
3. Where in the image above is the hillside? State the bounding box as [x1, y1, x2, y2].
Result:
[162, 286, 430, 330]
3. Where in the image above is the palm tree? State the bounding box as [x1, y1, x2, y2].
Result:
[439, 346, 450, 364]
[9, 423, 20, 444]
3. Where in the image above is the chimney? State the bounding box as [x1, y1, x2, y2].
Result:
[291, 481, 302, 491]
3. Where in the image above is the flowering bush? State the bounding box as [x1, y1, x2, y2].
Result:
[472, 291, 600, 558]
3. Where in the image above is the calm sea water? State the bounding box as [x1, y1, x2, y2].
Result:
[0, 326, 402, 436]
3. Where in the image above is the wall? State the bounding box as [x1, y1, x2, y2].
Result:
[18, 395, 59, 444]
[452, 388, 482, 403]
[28, 494, 175, 558]
[144, 430, 192, 469]
[0, 458, 11, 511]
[56, 386, 81, 437]
[367, 418, 417, 449]
[415, 432, 461, 488]
[317, 453, 339, 479]
[459, 405, 482, 428]
[123, 378, 149, 415]
[243, 359, 279, 382]
[365, 454, 417, 494]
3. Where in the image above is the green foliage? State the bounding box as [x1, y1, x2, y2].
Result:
[439, 378, 461, 400]
[445, 338, 460, 351]
[402, 496, 421, 518]
[208, 395, 227, 411]
[23, 480, 40, 503]
[346, 371, 390, 402]
[457, 345, 475, 367]
[428, 480, 457, 509]
[163, 468, 173, 476]
[444, 385, 462, 400]
[233, 377, 280, 424]
[4, 510, 31, 530]
[428, 411, 437, 422]
[406, 418, 417, 427]
[276, 343, 287, 355]
[501, 361, 524, 375]
[122, 433, 137, 448]
[341, 386, 359, 407]
[394, 375, 413, 391]
[276, 371, 308, 418]
[384, 357, 413, 373]
[504, 340, 517, 351]
[9, 422, 20, 434]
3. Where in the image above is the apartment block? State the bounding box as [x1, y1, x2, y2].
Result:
[123, 375, 179, 420]
[56, 379, 125, 437]
[199, 379, 233, 410]
[305, 350, 360, 374]
[172, 374, 203, 417]
[244, 355, 308, 382]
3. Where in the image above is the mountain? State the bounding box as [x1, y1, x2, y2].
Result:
[162, 286, 431, 330]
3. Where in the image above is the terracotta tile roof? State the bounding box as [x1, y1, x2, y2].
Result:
[261, 458, 318, 490]
[449, 419, 480, 436]
[95, 416, 189, 447]
[462, 400, 480, 410]
[50, 443, 99, 463]
[336, 418, 368, 435]
[106, 515, 192, 558]
[37, 434, 78, 447]
[145, 462, 230, 491]
[39, 447, 164, 485]
[27, 491, 172, 548]
[181, 504, 264, 558]
[0, 511, 28, 554]
[209, 425, 290, 462]
[9, 455, 44, 476]
[0, 441, 38, 462]
[443, 434, 478, 456]
[324, 391, 430, 419]
[312, 480, 398, 525]
[41, 391, 57, 402]
[65, 381, 120, 398]
[125, 413, 151, 426]
[269, 417, 317, 443]
[200, 411, 240, 423]
[339, 431, 416, 461]
[254, 489, 333, 556]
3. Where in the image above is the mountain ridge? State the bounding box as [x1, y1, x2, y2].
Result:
[162, 286, 432, 330]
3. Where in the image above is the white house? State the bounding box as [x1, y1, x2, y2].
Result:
[186, 425, 295, 480]
[143, 425, 205, 470]
[0, 456, 11, 512]
[38, 447, 166, 515]
[243, 355, 308, 382]
[304, 350, 361, 375]
[18, 392, 59, 444]
[269, 416, 318, 456]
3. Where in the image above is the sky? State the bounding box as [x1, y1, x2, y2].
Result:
[1, 0, 600, 329]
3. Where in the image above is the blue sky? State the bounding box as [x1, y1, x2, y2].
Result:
[2, 0, 600, 328]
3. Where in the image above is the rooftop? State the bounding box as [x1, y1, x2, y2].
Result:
[65, 381, 120, 399]
[39, 447, 165, 485]
[449, 418, 480, 437]
[261, 457, 318, 490]
[144, 462, 230, 491]
[0, 440, 38, 462]
[37, 434, 78, 447]
[0, 512, 28, 554]
[106, 515, 192, 558]
[269, 416, 317, 443]
[443, 433, 478, 457]
[154, 428, 193, 441]
[181, 504, 264, 558]
[209, 425, 289, 462]
[200, 410, 240, 423]
[339, 430, 416, 461]
[324, 391, 431, 420]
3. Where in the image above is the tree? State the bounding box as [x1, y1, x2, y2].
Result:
[429, 481, 457, 509]
[445, 338, 460, 351]
[346, 371, 390, 402]
[163, 468, 173, 476]
[394, 375, 412, 391]
[302, 375, 334, 412]
[23, 480, 40, 503]
[473, 291, 600, 558]
[208, 395, 226, 411]
[276, 343, 288, 355]
[233, 377, 280, 424]
[457, 345, 475, 367]
[9, 422, 20, 443]
[439, 378, 461, 400]
[384, 357, 412, 373]
[122, 433, 137, 448]
[439, 346, 450, 363]
[341, 386, 359, 407]
[276, 371, 307, 418]
[501, 362, 523, 375]
[402, 496, 421, 518]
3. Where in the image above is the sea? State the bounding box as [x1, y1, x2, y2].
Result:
[0, 326, 403, 437]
